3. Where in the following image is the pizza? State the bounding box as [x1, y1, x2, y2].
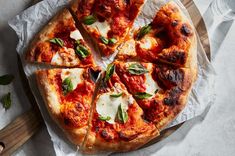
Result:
[82, 64, 158, 153]
[114, 61, 196, 129]
[116, 1, 197, 69]
[32, 1, 198, 154]
[70, 0, 145, 56]
[36, 67, 101, 145]
[26, 9, 95, 67]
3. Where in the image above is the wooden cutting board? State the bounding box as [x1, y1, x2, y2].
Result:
[0, 0, 211, 155]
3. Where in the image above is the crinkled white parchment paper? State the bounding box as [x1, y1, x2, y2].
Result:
[8, 0, 215, 155]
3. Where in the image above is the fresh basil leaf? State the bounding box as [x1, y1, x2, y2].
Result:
[109, 38, 117, 44]
[76, 39, 80, 45]
[83, 15, 96, 25]
[62, 77, 73, 95]
[136, 24, 152, 40]
[154, 89, 159, 94]
[104, 64, 115, 82]
[75, 45, 90, 59]
[128, 63, 148, 75]
[99, 115, 111, 121]
[1, 92, 11, 110]
[117, 104, 128, 123]
[49, 38, 64, 47]
[134, 92, 152, 99]
[0, 74, 14, 85]
[110, 92, 123, 98]
[100, 36, 109, 44]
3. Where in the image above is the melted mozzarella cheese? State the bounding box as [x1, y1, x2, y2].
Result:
[139, 36, 157, 50]
[61, 68, 84, 91]
[144, 72, 160, 95]
[96, 83, 131, 124]
[89, 20, 111, 37]
[70, 30, 83, 40]
[51, 48, 80, 66]
[51, 52, 63, 65]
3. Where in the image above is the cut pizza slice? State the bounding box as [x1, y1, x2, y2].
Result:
[27, 9, 95, 67]
[70, 0, 145, 56]
[81, 64, 158, 153]
[115, 61, 196, 130]
[116, 1, 197, 68]
[36, 67, 101, 146]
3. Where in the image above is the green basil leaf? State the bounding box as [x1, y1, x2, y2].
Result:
[83, 15, 96, 25]
[109, 38, 117, 44]
[128, 63, 148, 75]
[75, 45, 90, 59]
[1, 92, 11, 110]
[100, 36, 109, 44]
[110, 92, 123, 98]
[104, 64, 115, 82]
[62, 77, 73, 95]
[76, 39, 80, 45]
[154, 89, 159, 94]
[134, 92, 152, 99]
[136, 24, 152, 40]
[0, 74, 14, 85]
[117, 104, 128, 123]
[99, 115, 111, 121]
[49, 38, 64, 47]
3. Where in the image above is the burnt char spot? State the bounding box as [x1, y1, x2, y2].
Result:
[181, 24, 192, 36]
[171, 20, 178, 27]
[169, 87, 182, 97]
[119, 132, 138, 141]
[100, 130, 113, 141]
[157, 68, 184, 89]
[64, 118, 70, 125]
[160, 50, 186, 65]
[164, 69, 183, 84]
[163, 97, 174, 106]
[163, 87, 182, 106]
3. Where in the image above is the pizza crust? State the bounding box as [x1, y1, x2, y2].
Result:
[82, 128, 159, 154]
[155, 69, 195, 130]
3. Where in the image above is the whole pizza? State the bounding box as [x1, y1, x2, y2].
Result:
[28, 0, 197, 154]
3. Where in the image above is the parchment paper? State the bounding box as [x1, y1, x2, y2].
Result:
[8, 0, 215, 155]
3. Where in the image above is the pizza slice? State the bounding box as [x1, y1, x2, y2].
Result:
[70, 0, 145, 56]
[115, 61, 196, 130]
[36, 67, 101, 146]
[116, 1, 197, 68]
[81, 64, 158, 153]
[27, 9, 95, 67]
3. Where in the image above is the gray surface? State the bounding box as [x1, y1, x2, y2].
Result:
[0, 0, 235, 155]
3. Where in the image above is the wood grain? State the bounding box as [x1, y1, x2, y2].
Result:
[0, 0, 211, 155]
[0, 110, 43, 156]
